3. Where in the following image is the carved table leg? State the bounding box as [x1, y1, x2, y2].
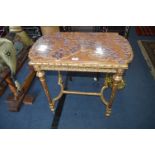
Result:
[105, 69, 124, 117]
[36, 71, 55, 111]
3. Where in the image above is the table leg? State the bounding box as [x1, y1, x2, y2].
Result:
[105, 69, 124, 116]
[36, 71, 55, 111]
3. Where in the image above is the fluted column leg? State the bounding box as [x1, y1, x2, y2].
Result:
[105, 69, 124, 116]
[36, 71, 55, 111]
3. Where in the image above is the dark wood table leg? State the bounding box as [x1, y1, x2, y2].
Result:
[36, 71, 55, 111]
[105, 69, 124, 116]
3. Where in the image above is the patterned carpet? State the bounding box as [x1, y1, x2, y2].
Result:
[136, 27, 155, 36]
[138, 40, 155, 79]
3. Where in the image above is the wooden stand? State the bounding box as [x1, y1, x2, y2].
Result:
[0, 47, 29, 96]
[0, 27, 37, 111]
[0, 47, 36, 111]
[7, 69, 35, 111]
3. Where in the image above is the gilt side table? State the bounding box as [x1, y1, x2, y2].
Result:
[29, 32, 133, 116]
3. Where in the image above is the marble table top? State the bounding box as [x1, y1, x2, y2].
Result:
[29, 32, 133, 70]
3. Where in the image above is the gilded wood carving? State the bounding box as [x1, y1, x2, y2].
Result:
[29, 32, 133, 116]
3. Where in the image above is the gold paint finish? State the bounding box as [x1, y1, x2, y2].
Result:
[36, 71, 55, 111]
[29, 33, 133, 116]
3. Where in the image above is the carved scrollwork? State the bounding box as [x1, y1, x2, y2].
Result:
[53, 71, 64, 102]
[104, 74, 125, 90]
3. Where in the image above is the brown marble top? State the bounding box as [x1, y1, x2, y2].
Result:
[29, 32, 133, 69]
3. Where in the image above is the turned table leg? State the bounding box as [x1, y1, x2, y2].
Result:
[105, 69, 124, 117]
[36, 71, 55, 111]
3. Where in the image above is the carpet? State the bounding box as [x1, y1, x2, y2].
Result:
[136, 27, 155, 36]
[138, 40, 155, 79]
